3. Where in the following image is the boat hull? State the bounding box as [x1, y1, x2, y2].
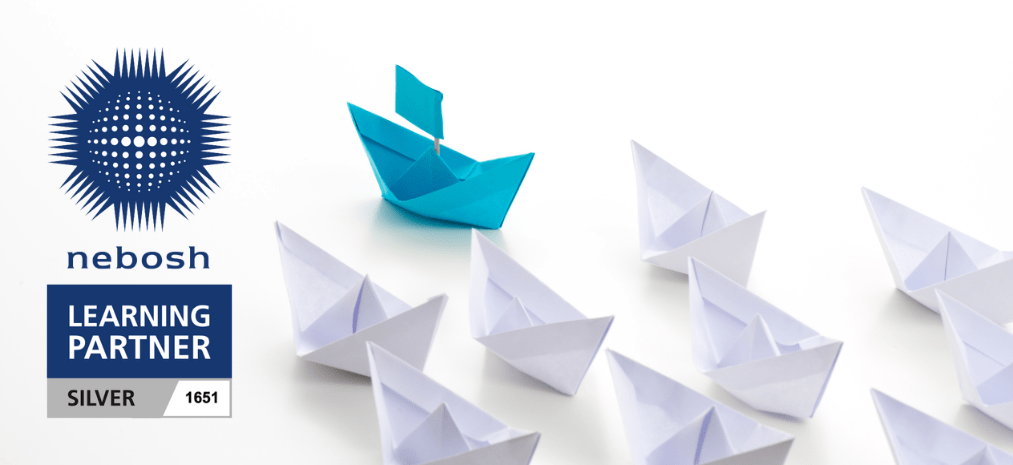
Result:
[348, 103, 534, 229]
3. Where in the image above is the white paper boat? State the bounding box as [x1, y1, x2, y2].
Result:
[863, 188, 1013, 323]
[606, 349, 794, 465]
[276, 222, 446, 376]
[470, 230, 614, 395]
[631, 140, 766, 286]
[367, 342, 541, 465]
[938, 291, 1013, 431]
[689, 258, 843, 418]
[871, 389, 1013, 464]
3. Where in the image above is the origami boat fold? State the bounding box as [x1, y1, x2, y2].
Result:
[871, 389, 1013, 465]
[347, 66, 534, 230]
[689, 258, 842, 418]
[937, 291, 1013, 431]
[606, 350, 794, 465]
[275, 222, 446, 376]
[470, 230, 614, 395]
[863, 188, 1013, 323]
[631, 141, 766, 286]
[367, 342, 541, 465]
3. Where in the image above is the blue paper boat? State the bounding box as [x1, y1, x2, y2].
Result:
[348, 66, 534, 229]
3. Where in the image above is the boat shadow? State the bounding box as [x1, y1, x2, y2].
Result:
[951, 397, 1013, 449]
[633, 262, 692, 335]
[474, 350, 620, 464]
[647, 263, 689, 284]
[869, 289, 946, 357]
[363, 199, 507, 258]
[878, 289, 940, 321]
[286, 351, 379, 459]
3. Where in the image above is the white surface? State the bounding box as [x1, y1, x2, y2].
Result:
[3, 1, 1013, 463]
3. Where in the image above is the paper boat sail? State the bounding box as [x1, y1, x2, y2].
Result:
[689, 258, 842, 418]
[938, 291, 1013, 431]
[395, 65, 444, 140]
[863, 188, 1013, 323]
[631, 140, 766, 286]
[470, 230, 614, 395]
[606, 350, 795, 465]
[347, 66, 534, 229]
[275, 222, 446, 376]
[871, 389, 1013, 465]
[367, 342, 541, 465]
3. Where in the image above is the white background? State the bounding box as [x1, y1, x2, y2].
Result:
[3, 1, 1013, 463]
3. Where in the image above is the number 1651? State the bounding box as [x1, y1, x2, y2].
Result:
[186, 391, 217, 404]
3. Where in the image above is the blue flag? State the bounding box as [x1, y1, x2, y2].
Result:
[395, 65, 444, 139]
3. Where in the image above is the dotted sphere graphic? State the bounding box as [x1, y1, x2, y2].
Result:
[55, 50, 226, 229]
[90, 93, 193, 192]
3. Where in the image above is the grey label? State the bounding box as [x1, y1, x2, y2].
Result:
[48, 379, 179, 418]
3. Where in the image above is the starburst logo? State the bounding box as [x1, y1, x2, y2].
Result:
[51, 50, 228, 230]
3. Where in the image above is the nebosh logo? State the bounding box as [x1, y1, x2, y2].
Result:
[51, 50, 228, 230]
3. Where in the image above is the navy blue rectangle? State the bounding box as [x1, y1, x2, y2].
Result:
[47, 285, 232, 378]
